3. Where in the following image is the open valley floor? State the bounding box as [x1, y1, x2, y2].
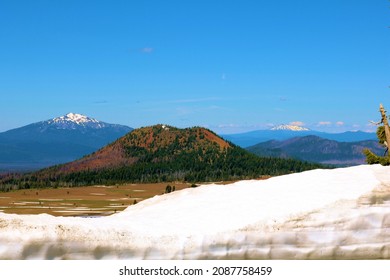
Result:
[0, 182, 192, 216]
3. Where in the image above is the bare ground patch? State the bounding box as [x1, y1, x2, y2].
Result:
[0, 182, 191, 216]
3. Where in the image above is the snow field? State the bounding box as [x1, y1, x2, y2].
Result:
[0, 164, 389, 259]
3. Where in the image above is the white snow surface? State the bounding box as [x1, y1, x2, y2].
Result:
[271, 124, 310, 131]
[53, 113, 99, 124]
[48, 113, 106, 129]
[1, 165, 390, 259]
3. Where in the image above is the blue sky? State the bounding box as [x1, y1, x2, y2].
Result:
[0, 0, 389, 134]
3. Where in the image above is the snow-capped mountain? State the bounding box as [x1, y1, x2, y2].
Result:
[35, 113, 124, 131]
[50, 113, 102, 128]
[270, 124, 310, 131]
[0, 113, 133, 172]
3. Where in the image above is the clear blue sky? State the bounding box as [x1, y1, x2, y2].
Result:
[0, 0, 389, 134]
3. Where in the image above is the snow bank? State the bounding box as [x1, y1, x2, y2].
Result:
[0, 165, 389, 259]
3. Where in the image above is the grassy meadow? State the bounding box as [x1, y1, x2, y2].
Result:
[0, 182, 193, 216]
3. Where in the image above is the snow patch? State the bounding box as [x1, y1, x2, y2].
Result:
[53, 113, 96, 124]
[271, 124, 310, 131]
[0, 165, 389, 259]
[48, 113, 106, 129]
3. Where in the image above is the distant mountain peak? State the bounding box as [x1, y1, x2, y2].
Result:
[46, 113, 107, 129]
[52, 113, 99, 125]
[270, 124, 310, 131]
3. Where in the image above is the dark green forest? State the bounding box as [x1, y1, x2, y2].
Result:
[0, 143, 322, 191]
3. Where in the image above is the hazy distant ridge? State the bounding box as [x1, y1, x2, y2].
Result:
[222, 128, 376, 148]
[246, 135, 383, 166]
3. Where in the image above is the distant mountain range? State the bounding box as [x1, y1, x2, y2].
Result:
[0, 113, 132, 172]
[0, 118, 379, 173]
[246, 135, 384, 166]
[221, 125, 377, 148]
[0, 125, 321, 190]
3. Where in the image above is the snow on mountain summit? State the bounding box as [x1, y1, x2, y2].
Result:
[46, 113, 107, 129]
[53, 113, 99, 125]
[271, 124, 310, 131]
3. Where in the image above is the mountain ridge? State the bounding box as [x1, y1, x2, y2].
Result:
[0, 113, 133, 172]
[222, 129, 376, 147]
[246, 135, 383, 166]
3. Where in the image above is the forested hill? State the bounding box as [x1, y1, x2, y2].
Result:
[0, 125, 322, 190]
[246, 135, 383, 166]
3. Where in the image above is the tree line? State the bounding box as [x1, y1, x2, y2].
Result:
[0, 144, 322, 191]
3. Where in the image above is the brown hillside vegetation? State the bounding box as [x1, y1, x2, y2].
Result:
[39, 125, 231, 175]
[121, 125, 230, 151]
[55, 142, 133, 173]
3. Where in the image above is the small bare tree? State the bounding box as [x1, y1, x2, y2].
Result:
[379, 104, 390, 151]
[364, 104, 390, 165]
